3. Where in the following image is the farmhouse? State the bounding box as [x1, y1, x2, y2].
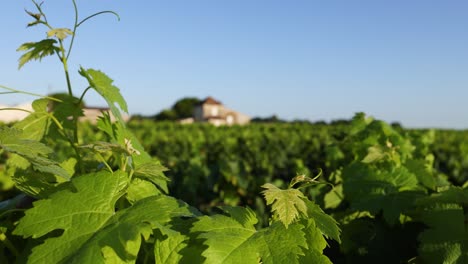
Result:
[0, 102, 33, 123]
[193, 97, 250, 126]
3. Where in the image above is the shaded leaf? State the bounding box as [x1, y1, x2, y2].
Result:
[14, 99, 51, 141]
[299, 220, 333, 264]
[343, 163, 423, 224]
[417, 203, 468, 264]
[305, 200, 341, 243]
[17, 39, 59, 69]
[218, 206, 258, 228]
[154, 226, 189, 264]
[0, 127, 51, 157]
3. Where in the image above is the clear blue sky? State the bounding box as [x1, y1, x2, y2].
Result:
[1, 0, 468, 128]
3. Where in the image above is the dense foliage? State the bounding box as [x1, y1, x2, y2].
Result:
[151, 97, 202, 121]
[1, 1, 467, 263]
[0, 1, 339, 263]
[126, 119, 468, 263]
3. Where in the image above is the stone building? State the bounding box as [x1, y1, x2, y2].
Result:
[193, 97, 250, 126]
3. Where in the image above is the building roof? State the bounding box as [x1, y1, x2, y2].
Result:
[201, 96, 222, 105]
[83, 106, 111, 111]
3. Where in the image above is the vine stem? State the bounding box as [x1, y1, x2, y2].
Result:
[1, 236, 20, 257]
[66, 0, 79, 60]
[0, 85, 61, 102]
[0, 108, 33, 114]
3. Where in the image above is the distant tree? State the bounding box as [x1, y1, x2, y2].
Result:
[312, 120, 328, 126]
[330, 119, 351, 126]
[291, 119, 312, 124]
[129, 114, 152, 121]
[391, 122, 404, 131]
[172, 97, 201, 118]
[153, 97, 201, 121]
[251, 115, 285, 123]
[153, 109, 177, 121]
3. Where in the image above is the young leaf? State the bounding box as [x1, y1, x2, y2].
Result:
[47, 28, 73, 40]
[25, 9, 41, 21]
[14, 171, 195, 263]
[17, 39, 60, 69]
[78, 67, 128, 124]
[261, 183, 307, 228]
[362, 145, 386, 163]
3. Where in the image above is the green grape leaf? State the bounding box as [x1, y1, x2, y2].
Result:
[0, 127, 51, 157]
[96, 114, 169, 192]
[405, 158, 436, 190]
[343, 163, 424, 224]
[79, 141, 129, 155]
[12, 170, 62, 198]
[102, 116, 170, 193]
[134, 161, 169, 184]
[17, 39, 60, 69]
[305, 200, 341, 243]
[362, 145, 386, 163]
[0, 127, 70, 180]
[299, 220, 333, 264]
[14, 99, 51, 141]
[154, 226, 189, 264]
[47, 28, 73, 40]
[13, 171, 195, 263]
[324, 184, 343, 209]
[126, 178, 162, 204]
[417, 186, 468, 206]
[50, 94, 84, 130]
[252, 222, 307, 264]
[192, 215, 307, 264]
[218, 206, 258, 228]
[192, 214, 258, 263]
[28, 156, 71, 180]
[262, 183, 307, 228]
[417, 202, 468, 264]
[79, 67, 128, 124]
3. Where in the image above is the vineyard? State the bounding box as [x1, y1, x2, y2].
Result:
[1, 1, 468, 263]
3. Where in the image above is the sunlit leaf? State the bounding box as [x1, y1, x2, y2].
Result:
[262, 183, 307, 228]
[47, 28, 73, 40]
